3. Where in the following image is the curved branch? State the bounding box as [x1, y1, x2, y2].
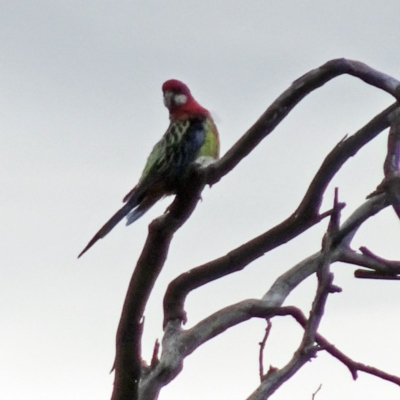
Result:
[140, 194, 390, 399]
[247, 306, 400, 400]
[383, 108, 400, 218]
[141, 301, 400, 400]
[113, 59, 400, 399]
[264, 193, 389, 306]
[207, 58, 400, 184]
[250, 201, 341, 399]
[111, 169, 206, 400]
[163, 107, 395, 325]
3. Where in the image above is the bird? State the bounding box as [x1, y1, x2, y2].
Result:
[78, 79, 220, 258]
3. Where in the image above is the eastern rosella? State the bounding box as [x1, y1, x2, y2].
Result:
[78, 79, 220, 257]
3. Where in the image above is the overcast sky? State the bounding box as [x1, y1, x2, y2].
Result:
[2, 2, 400, 399]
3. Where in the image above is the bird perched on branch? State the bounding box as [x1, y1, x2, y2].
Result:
[78, 79, 220, 257]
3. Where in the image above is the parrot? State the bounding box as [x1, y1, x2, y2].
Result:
[78, 79, 220, 258]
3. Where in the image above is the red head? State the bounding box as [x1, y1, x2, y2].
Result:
[162, 79, 209, 118]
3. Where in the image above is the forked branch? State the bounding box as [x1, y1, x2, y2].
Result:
[111, 59, 400, 400]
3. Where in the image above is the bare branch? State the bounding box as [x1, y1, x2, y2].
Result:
[163, 109, 393, 325]
[113, 59, 400, 399]
[207, 59, 400, 185]
[111, 167, 206, 400]
[150, 340, 160, 369]
[248, 195, 340, 399]
[302, 193, 339, 348]
[264, 194, 389, 309]
[341, 246, 400, 280]
[382, 108, 400, 218]
[334, 194, 389, 246]
[312, 384, 322, 400]
[289, 310, 400, 387]
[259, 320, 273, 381]
[340, 249, 400, 275]
[354, 269, 400, 280]
[140, 192, 390, 398]
[246, 304, 400, 399]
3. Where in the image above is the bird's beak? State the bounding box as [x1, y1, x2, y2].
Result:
[163, 91, 174, 108]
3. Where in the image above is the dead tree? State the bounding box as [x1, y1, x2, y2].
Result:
[110, 59, 400, 400]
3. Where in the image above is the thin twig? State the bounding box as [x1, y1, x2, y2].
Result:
[311, 384, 322, 400]
[259, 320, 273, 381]
[150, 340, 160, 369]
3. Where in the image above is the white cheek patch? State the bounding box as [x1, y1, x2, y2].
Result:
[174, 94, 187, 105]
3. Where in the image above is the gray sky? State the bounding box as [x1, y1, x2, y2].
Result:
[2, 1, 400, 399]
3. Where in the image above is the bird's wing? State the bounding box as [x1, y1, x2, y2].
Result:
[123, 117, 206, 203]
[122, 138, 167, 204]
